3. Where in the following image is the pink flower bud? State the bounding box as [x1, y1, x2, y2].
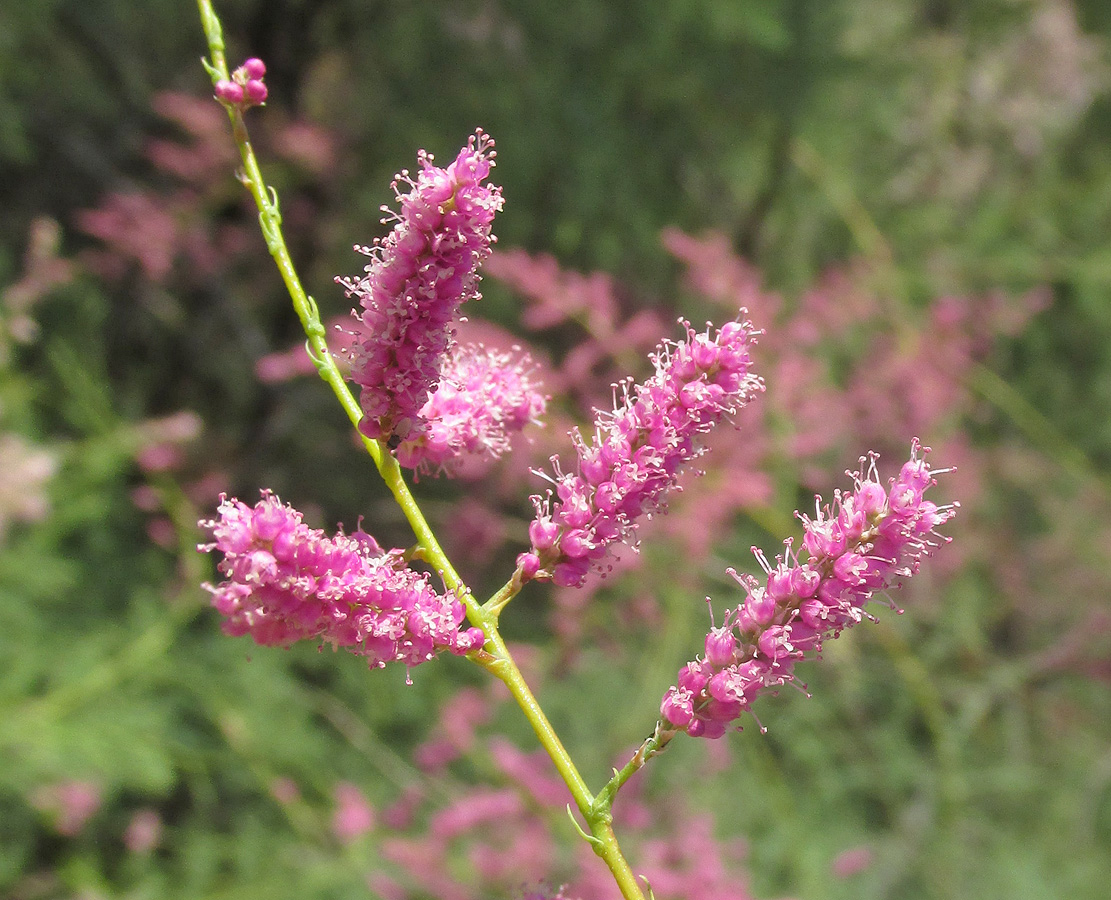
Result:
[242, 57, 267, 79]
[745, 587, 776, 626]
[661, 687, 695, 728]
[244, 79, 268, 105]
[529, 518, 559, 550]
[517, 551, 541, 580]
[214, 80, 244, 104]
[704, 626, 737, 667]
[791, 564, 821, 598]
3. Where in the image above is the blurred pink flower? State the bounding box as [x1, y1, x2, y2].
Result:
[31, 780, 102, 837]
[2, 217, 74, 348]
[332, 781, 375, 844]
[831, 844, 874, 879]
[124, 809, 163, 854]
[269, 777, 301, 805]
[0, 433, 58, 545]
[76, 192, 179, 282]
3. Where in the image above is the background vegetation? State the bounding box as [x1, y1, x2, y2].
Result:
[1, 1, 1110, 899]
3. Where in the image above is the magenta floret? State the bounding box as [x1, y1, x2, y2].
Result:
[660, 440, 957, 737]
[337, 130, 504, 444]
[199, 492, 485, 667]
[522, 314, 762, 587]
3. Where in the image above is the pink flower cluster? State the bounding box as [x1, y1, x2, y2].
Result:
[519, 316, 762, 587]
[199, 492, 485, 667]
[661, 441, 956, 738]
[214, 57, 268, 109]
[337, 131, 504, 444]
[396, 344, 547, 474]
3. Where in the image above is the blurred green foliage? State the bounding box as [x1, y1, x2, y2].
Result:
[1, 1, 1110, 899]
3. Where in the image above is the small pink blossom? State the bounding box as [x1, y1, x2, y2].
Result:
[269, 777, 301, 805]
[831, 844, 874, 878]
[124, 809, 163, 854]
[31, 780, 101, 837]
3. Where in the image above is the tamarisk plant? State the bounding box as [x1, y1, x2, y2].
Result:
[195, 3, 957, 898]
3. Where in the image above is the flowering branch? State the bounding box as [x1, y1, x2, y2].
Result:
[194, 5, 957, 900]
[194, 4, 648, 897]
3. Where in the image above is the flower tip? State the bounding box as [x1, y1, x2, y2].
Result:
[516, 551, 541, 581]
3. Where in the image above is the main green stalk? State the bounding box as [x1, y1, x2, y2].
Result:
[194, 3, 648, 897]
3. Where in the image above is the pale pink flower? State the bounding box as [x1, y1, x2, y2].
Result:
[395, 343, 546, 474]
[31, 780, 102, 837]
[124, 809, 163, 854]
[831, 844, 874, 879]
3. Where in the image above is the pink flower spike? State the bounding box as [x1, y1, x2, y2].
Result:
[526, 314, 762, 587]
[660, 441, 957, 737]
[199, 491, 481, 668]
[337, 130, 504, 444]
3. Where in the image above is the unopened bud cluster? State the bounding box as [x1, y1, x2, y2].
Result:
[214, 57, 268, 109]
[660, 441, 956, 738]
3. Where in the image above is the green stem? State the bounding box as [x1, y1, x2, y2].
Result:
[480, 562, 532, 617]
[474, 624, 646, 900]
[596, 721, 677, 815]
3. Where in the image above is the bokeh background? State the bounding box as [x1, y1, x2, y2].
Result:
[2, 1, 1110, 898]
